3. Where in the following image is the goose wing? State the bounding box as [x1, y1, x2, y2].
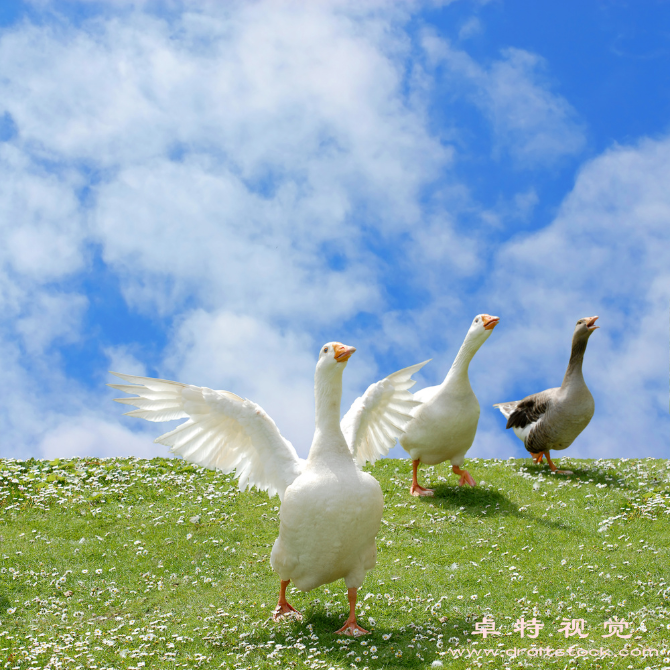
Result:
[109, 371, 304, 500]
[495, 390, 555, 430]
[494, 389, 557, 451]
[341, 360, 430, 467]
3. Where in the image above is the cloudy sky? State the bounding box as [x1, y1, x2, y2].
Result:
[1, 0, 668, 463]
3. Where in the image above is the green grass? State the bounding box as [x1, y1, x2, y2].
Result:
[1, 456, 669, 669]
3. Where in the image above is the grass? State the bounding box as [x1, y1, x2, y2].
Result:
[0, 455, 669, 669]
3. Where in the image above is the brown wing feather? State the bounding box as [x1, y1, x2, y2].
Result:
[505, 393, 549, 430]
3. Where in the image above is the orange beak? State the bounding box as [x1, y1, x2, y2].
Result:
[586, 316, 599, 330]
[333, 343, 356, 362]
[482, 315, 500, 330]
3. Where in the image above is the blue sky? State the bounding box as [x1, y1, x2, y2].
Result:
[0, 0, 668, 462]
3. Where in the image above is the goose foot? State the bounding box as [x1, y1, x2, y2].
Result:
[410, 459, 434, 496]
[335, 588, 369, 636]
[453, 465, 476, 487]
[410, 483, 434, 497]
[272, 602, 302, 621]
[335, 620, 369, 636]
[545, 453, 573, 476]
[273, 579, 302, 621]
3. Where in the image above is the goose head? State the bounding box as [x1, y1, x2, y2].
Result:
[315, 341, 356, 380]
[467, 314, 500, 345]
[574, 316, 599, 340]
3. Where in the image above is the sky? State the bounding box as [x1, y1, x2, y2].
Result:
[0, 0, 668, 464]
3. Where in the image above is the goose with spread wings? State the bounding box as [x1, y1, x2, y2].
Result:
[494, 316, 599, 474]
[110, 343, 428, 635]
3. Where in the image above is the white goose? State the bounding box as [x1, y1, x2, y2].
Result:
[109, 343, 427, 635]
[399, 314, 499, 496]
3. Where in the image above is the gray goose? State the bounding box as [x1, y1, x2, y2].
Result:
[493, 316, 599, 474]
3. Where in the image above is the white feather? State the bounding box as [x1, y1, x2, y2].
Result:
[492, 402, 516, 420]
[109, 372, 303, 501]
[512, 423, 535, 442]
[340, 360, 430, 467]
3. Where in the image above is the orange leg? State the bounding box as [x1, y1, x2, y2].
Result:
[532, 452, 544, 464]
[452, 465, 476, 487]
[335, 587, 369, 636]
[544, 452, 573, 475]
[410, 459, 434, 497]
[273, 579, 302, 621]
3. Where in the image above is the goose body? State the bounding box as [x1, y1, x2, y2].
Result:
[400, 314, 499, 495]
[271, 454, 382, 592]
[403, 380, 479, 466]
[494, 316, 599, 473]
[110, 343, 427, 634]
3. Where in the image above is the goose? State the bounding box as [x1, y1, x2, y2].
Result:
[493, 316, 599, 474]
[109, 343, 428, 635]
[399, 314, 500, 496]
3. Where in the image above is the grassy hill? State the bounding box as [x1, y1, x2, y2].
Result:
[1, 455, 669, 669]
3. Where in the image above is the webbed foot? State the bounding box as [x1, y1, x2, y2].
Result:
[272, 601, 302, 621]
[410, 483, 435, 496]
[335, 620, 369, 636]
[453, 465, 476, 487]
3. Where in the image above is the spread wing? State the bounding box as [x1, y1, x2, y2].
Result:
[109, 371, 304, 500]
[341, 360, 430, 467]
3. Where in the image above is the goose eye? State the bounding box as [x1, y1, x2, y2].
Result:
[323, 347, 328, 353]
[475, 318, 479, 323]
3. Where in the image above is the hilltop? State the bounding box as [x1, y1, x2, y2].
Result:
[1, 456, 669, 669]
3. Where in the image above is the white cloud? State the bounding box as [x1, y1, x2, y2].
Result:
[422, 36, 586, 166]
[483, 48, 586, 164]
[0, 145, 86, 282]
[411, 214, 480, 277]
[39, 417, 166, 460]
[0, 2, 453, 322]
[93, 158, 380, 321]
[104, 345, 148, 378]
[15, 291, 88, 354]
[458, 17, 482, 41]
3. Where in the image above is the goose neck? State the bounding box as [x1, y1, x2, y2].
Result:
[307, 367, 352, 465]
[562, 335, 589, 388]
[444, 336, 481, 385]
[314, 372, 343, 432]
